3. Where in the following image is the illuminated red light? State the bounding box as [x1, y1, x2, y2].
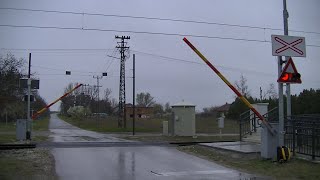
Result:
[281, 73, 290, 81]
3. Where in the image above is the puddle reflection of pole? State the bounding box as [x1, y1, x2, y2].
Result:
[131, 152, 136, 179]
[118, 150, 125, 180]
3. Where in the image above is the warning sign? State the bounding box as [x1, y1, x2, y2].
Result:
[278, 58, 302, 84]
[271, 35, 306, 57]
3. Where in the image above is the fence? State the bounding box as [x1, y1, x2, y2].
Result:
[285, 115, 320, 160]
[239, 107, 278, 141]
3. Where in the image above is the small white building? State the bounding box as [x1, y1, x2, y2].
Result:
[170, 101, 196, 136]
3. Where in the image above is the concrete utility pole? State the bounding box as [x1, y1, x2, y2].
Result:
[93, 75, 102, 113]
[27, 53, 32, 140]
[278, 56, 284, 146]
[279, 0, 290, 146]
[132, 54, 136, 135]
[81, 84, 91, 107]
[115, 35, 130, 128]
[283, 0, 291, 120]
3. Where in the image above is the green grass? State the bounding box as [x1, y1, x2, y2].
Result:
[0, 116, 49, 132]
[58, 114, 240, 134]
[0, 155, 33, 178]
[58, 114, 164, 133]
[0, 116, 50, 143]
[0, 122, 16, 132]
[123, 135, 239, 143]
[0, 149, 57, 179]
[0, 134, 16, 143]
[196, 116, 239, 134]
[32, 116, 50, 131]
[0, 134, 48, 144]
[179, 145, 320, 180]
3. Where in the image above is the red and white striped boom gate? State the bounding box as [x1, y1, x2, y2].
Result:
[32, 83, 83, 120]
[183, 37, 275, 135]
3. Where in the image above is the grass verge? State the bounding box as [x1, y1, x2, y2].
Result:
[0, 134, 16, 144]
[0, 148, 57, 179]
[58, 114, 163, 133]
[0, 116, 50, 143]
[0, 116, 50, 132]
[178, 145, 320, 180]
[58, 114, 240, 134]
[123, 135, 239, 143]
[33, 116, 50, 131]
[196, 116, 239, 134]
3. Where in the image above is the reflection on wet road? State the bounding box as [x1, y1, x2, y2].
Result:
[49, 113, 128, 143]
[50, 114, 258, 180]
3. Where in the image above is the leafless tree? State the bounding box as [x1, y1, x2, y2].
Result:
[263, 83, 278, 99]
[104, 88, 112, 101]
[136, 92, 155, 107]
[235, 75, 251, 98]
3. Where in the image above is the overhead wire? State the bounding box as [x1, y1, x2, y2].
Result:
[31, 65, 103, 74]
[36, 73, 92, 77]
[105, 48, 118, 72]
[0, 24, 319, 48]
[0, 48, 113, 52]
[30, 47, 120, 75]
[130, 50, 276, 77]
[0, 7, 318, 83]
[1, 7, 320, 35]
[27, 49, 274, 78]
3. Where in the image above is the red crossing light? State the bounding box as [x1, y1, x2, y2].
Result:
[279, 73, 301, 83]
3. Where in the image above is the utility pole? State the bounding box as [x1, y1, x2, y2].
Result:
[132, 54, 136, 135]
[115, 35, 130, 128]
[93, 76, 103, 113]
[283, 0, 291, 119]
[93, 75, 102, 128]
[93, 76, 102, 118]
[278, 0, 290, 146]
[81, 84, 91, 107]
[278, 55, 284, 146]
[27, 53, 32, 140]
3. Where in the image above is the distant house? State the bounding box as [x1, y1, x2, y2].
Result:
[125, 104, 154, 119]
[215, 103, 231, 116]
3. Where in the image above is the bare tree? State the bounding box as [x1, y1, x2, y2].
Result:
[104, 88, 112, 101]
[235, 75, 251, 98]
[136, 92, 155, 107]
[164, 102, 171, 113]
[153, 103, 164, 115]
[263, 83, 278, 99]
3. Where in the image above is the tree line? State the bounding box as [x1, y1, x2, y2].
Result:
[202, 75, 320, 119]
[0, 54, 49, 122]
[60, 86, 172, 117]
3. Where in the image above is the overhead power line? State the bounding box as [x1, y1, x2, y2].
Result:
[28, 48, 275, 77]
[0, 24, 319, 48]
[0, 48, 114, 54]
[0, 24, 267, 43]
[1, 7, 320, 35]
[130, 50, 275, 77]
[31, 65, 104, 74]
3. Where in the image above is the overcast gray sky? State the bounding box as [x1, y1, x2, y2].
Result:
[1, 0, 319, 112]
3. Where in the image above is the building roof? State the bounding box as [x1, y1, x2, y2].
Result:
[215, 103, 231, 112]
[125, 103, 153, 108]
[172, 101, 196, 107]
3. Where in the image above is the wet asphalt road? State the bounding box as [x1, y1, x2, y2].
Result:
[50, 114, 257, 180]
